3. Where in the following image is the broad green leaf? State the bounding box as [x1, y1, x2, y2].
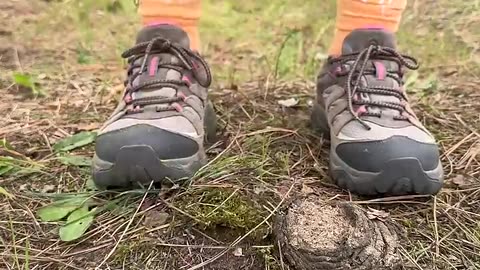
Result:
[37, 196, 90, 221]
[53, 132, 97, 152]
[38, 205, 79, 222]
[12, 73, 45, 96]
[58, 154, 91, 167]
[52, 196, 91, 206]
[13, 73, 35, 89]
[0, 187, 14, 199]
[59, 205, 95, 242]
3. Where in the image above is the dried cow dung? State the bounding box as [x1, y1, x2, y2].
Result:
[275, 196, 401, 270]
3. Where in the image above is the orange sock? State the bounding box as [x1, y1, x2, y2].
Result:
[330, 0, 407, 55]
[139, 0, 202, 51]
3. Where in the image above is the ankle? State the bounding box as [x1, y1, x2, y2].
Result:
[329, 0, 406, 55]
[142, 18, 200, 51]
[139, 0, 201, 51]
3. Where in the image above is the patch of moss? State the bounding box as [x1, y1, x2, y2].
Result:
[175, 188, 268, 234]
[111, 241, 145, 265]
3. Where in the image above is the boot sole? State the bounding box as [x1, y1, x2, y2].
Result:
[92, 146, 206, 189]
[311, 103, 443, 196]
[92, 101, 217, 189]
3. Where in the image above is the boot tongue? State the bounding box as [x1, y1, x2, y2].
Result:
[130, 24, 191, 101]
[341, 28, 396, 55]
[342, 29, 402, 119]
[136, 24, 190, 49]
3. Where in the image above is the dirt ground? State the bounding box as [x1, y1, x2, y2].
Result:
[1, 0, 479, 269]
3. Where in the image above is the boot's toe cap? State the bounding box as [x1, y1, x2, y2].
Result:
[95, 124, 199, 163]
[335, 136, 440, 173]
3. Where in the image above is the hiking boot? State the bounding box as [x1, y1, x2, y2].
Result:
[312, 29, 443, 196]
[93, 24, 216, 189]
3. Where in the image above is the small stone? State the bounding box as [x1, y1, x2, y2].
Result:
[41, 184, 56, 193]
[233, 247, 243, 257]
[278, 98, 299, 107]
[253, 186, 268, 195]
[18, 184, 29, 192]
[300, 184, 315, 195]
[144, 211, 169, 228]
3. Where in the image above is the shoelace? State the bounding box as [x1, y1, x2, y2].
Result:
[121, 37, 212, 112]
[331, 45, 419, 130]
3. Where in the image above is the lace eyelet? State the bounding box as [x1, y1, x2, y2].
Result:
[126, 107, 143, 114]
[355, 105, 367, 116]
[132, 106, 142, 113]
[172, 103, 183, 112]
[182, 75, 192, 86]
[177, 92, 187, 101]
[124, 94, 132, 103]
[334, 66, 342, 76]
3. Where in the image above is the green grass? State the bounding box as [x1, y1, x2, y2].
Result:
[13, 0, 477, 83]
[201, 0, 336, 80]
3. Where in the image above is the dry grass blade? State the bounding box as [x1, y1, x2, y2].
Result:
[96, 181, 154, 269]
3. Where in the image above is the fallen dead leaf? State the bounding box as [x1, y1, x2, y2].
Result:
[452, 175, 466, 186]
[76, 123, 101, 131]
[451, 175, 475, 189]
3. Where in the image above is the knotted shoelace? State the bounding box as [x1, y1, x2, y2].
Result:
[122, 37, 212, 112]
[330, 45, 419, 130]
